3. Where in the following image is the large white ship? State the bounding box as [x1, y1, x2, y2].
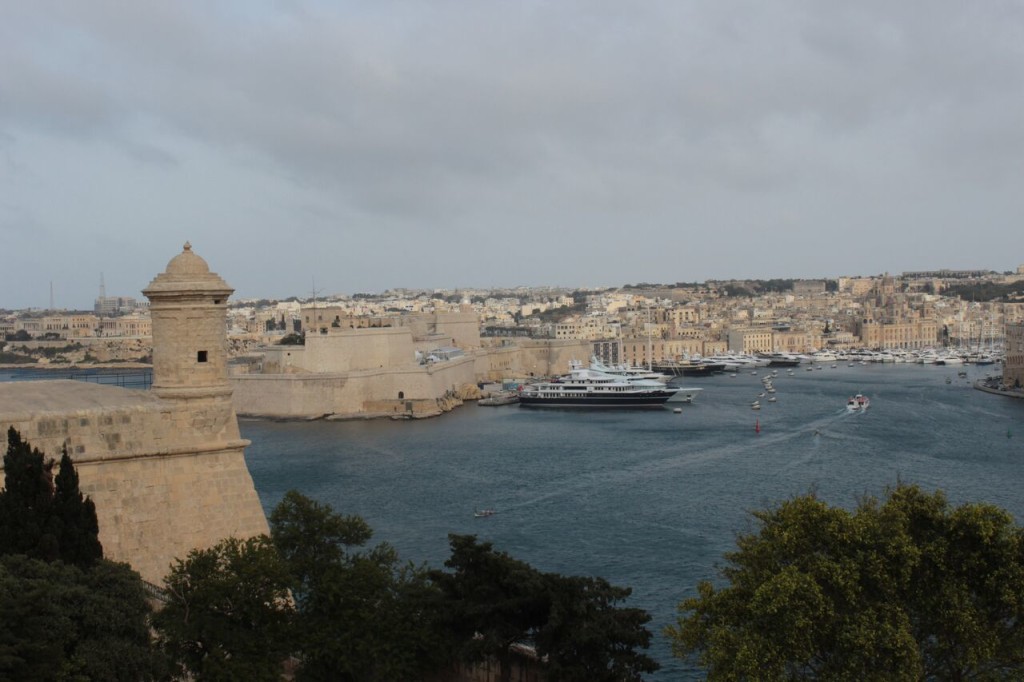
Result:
[518, 361, 680, 408]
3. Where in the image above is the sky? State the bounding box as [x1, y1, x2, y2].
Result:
[2, 1, 1023, 310]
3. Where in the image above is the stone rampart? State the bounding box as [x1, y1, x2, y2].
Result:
[231, 356, 477, 419]
[0, 380, 268, 584]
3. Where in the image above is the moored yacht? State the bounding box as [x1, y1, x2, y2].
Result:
[589, 356, 670, 383]
[518, 362, 680, 408]
[761, 352, 803, 367]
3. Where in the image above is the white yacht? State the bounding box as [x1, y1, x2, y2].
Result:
[518, 362, 680, 408]
[589, 356, 670, 383]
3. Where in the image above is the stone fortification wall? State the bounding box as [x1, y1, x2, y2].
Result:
[432, 311, 481, 349]
[0, 381, 268, 585]
[231, 356, 477, 419]
[304, 327, 416, 372]
[473, 345, 525, 382]
[514, 339, 593, 377]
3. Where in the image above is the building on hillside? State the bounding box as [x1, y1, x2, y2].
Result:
[94, 295, 143, 316]
[728, 327, 773, 354]
[838, 277, 877, 297]
[99, 313, 152, 338]
[0, 243, 269, 585]
[854, 315, 939, 350]
[1004, 322, 1024, 389]
[591, 339, 622, 365]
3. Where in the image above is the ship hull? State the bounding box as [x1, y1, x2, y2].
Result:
[518, 394, 675, 408]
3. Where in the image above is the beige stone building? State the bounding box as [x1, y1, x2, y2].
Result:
[0, 244, 269, 585]
[1004, 322, 1024, 388]
[728, 327, 773, 354]
[854, 316, 939, 350]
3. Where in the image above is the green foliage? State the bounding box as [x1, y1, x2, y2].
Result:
[668, 484, 1024, 679]
[271, 490, 451, 682]
[433, 535, 658, 682]
[522, 300, 588, 323]
[943, 281, 1024, 302]
[155, 535, 295, 681]
[0, 554, 167, 681]
[53, 449, 103, 567]
[0, 428, 102, 567]
[0, 351, 34, 364]
[432, 535, 550, 679]
[537, 574, 659, 682]
[270, 489, 372, 606]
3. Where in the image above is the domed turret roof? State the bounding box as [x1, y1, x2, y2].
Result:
[165, 241, 211, 276]
[143, 242, 233, 298]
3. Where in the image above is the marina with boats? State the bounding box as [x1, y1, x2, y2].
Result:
[474, 345, 1011, 413]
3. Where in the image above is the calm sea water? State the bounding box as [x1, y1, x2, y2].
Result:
[4, 364, 1020, 678]
[241, 362, 1024, 680]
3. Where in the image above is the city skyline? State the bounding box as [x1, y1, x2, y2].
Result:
[3, 2, 1023, 310]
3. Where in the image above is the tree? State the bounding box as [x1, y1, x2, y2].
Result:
[269, 490, 372, 607]
[432, 535, 658, 682]
[537, 574, 659, 682]
[667, 484, 1024, 679]
[431, 534, 550, 682]
[0, 554, 167, 681]
[0, 427, 57, 562]
[0, 427, 101, 566]
[52, 448, 103, 567]
[154, 535, 295, 682]
[270, 490, 451, 682]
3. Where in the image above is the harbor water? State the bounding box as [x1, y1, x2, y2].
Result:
[242, 362, 1024, 680]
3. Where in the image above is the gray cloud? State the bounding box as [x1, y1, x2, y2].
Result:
[1, 0, 1023, 307]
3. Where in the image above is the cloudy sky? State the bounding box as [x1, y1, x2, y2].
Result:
[2, 1, 1023, 309]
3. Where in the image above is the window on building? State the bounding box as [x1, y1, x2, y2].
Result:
[197, 350, 208, 363]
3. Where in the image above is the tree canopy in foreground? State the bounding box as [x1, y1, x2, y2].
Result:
[0, 426, 102, 567]
[667, 484, 1024, 679]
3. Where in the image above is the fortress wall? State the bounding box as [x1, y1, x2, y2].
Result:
[1, 385, 268, 585]
[305, 327, 416, 373]
[75, 445, 267, 585]
[231, 374, 353, 417]
[0, 382, 241, 461]
[515, 340, 593, 377]
[1, 244, 272, 586]
[433, 312, 481, 349]
[231, 356, 477, 419]
[473, 345, 527, 381]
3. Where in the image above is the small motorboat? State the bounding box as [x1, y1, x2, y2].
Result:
[474, 509, 496, 518]
[846, 394, 870, 411]
[751, 401, 761, 410]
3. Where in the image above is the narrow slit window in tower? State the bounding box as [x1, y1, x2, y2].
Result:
[197, 350, 208, 363]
